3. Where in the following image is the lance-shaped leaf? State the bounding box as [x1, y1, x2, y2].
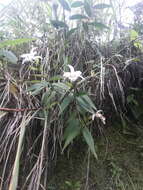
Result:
[76, 94, 96, 114]
[88, 21, 109, 30]
[76, 96, 93, 113]
[58, 0, 71, 11]
[42, 91, 56, 108]
[60, 95, 73, 113]
[84, 0, 92, 17]
[82, 127, 98, 159]
[49, 75, 63, 82]
[93, 3, 111, 9]
[0, 38, 36, 49]
[69, 14, 88, 20]
[71, 1, 84, 8]
[52, 82, 70, 91]
[62, 117, 81, 152]
[27, 81, 49, 95]
[66, 28, 78, 38]
[0, 49, 18, 64]
[82, 22, 89, 32]
[81, 94, 97, 110]
[50, 20, 68, 29]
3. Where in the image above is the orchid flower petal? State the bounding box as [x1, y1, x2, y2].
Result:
[67, 65, 75, 73]
[30, 47, 37, 55]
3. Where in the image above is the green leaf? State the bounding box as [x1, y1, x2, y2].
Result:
[76, 94, 96, 114]
[93, 3, 111, 9]
[88, 22, 109, 29]
[130, 30, 143, 49]
[76, 96, 91, 113]
[66, 28, 78, 38]
[82, 127, 98, 159]
[52, 82, 70, 91]
[50, 20, 68, 29]
[60, 95, 73, 113]
[69, 14, 88, 20]
[58, 0, 71, 11]
[76, 97, 92, 113]
[49, 75, 63, 82]
[27, 81, 49, 95]
[84, 0, 92, 17]
[42, 91, 56, 107]
[65, 181, 72, 186]
[82, 22, 89, 32]
[62, 117, 81, 151]
[71, 1, 83, 8]
[81, 94, 97, 110]
[130, 30, 138, 40]
[127, 94, 138, 106]
[29, 66, 38, 71]
[0, 38, 36, 49]
[0, 49, 18, 64]
[134, 42, 143, 49]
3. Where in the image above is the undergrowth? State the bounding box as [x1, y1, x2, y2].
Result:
[0, 0, 143, 189]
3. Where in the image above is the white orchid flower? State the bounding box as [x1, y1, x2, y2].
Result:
[92, 110, 106, 124]
[63, 65, 84, 82]
[20, 47, 42, 64]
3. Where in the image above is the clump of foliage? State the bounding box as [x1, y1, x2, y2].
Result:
[0, 0, 143, 189]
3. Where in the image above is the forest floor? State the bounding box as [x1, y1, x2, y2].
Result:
[49, 125, 143, 190]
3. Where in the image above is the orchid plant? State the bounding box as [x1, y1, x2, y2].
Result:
[63, 65, 105, 124]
